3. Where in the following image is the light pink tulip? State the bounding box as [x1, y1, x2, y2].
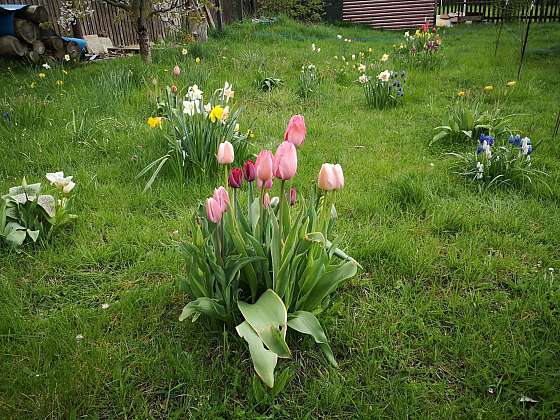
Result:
[284, 115, 306, 147]
[213, 186, 229, 212]
[256, 178, 273, 190]
[206, 197, 222, 223]
[263, 192, 271, 208]
[217, 141, 234, 165]
[318, 163, 344, 191]
[255, 150, 273, 186]
[274, 141, 297, 180]
[173, 65, 181, 77]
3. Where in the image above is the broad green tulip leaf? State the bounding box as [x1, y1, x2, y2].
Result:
[179, 297, 228, 322]
[305, 231, 326, 246]
[224, 256, 265, 286]
[27, 229, 40, 242]
[236, 321, 278, 388]
[298, 261, 358, 312]
[288, 311, 337, 367]
[250, 198, 260, 234]
[430, 130, 449, 146]
[238, 289, 291, 359]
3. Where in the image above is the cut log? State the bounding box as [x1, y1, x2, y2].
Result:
[19, 5, 49, 24]
[0, 35, 27, 57]
[14, 19, 39, 43]
[32, 40, 45, 55]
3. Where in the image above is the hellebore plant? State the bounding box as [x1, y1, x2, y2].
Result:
[449, 134, 548, 189]
[139, 81, 251, 190]
[179, 116, 359, 387]
[1, 173, 77, 248]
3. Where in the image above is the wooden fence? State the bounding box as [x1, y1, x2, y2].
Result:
[438, 0, 560, 22]
[1, 0, 170, 46]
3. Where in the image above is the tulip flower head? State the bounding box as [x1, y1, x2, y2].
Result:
[255, 150, 274, 187]
[263, 193, 271, 209]
[318, 163, 344, 191]
[173, 65, 181, 77]
[228, 167, 243, 189]
[213, 186, 229, 212]
[257, 178, 273, 190]
[217, 141, 234, 165]
[284, 115, 307, 147]
[206, 197, 223, 223]
[273, 141, 297, 181]
[243, 160, 256, 182]
[289, 187, 297, 206]
[171, 84, 178, 94]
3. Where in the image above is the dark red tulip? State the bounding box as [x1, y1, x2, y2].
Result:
[243, 160, 256, 182]
[289, 187, 297, 206]
[228, 167, 243, 189]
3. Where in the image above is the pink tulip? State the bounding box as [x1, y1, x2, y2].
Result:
[318, 163, 344, 191]
[289, 187, 297, 206]
[255, 150, 273, 186]
[217, 141, 234, 165]
[213, 186, 229, 212]
[206, 197, 222, 223]
[257, 178, 273, 190]
[263, 192, 271, 208]
[273, 141, 297, 180]
[173, 65, 181, 77]
[284, 115, 306, 147]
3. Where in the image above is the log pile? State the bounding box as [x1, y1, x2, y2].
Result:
[0, 5, 80, 62]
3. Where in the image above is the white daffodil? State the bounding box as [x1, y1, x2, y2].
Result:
[181, 48, 188, 55]
[351, 54, 356, 60]
[377, 70, 391, 82]
[381, 53, 389, 62]
[317, 47, 321, 53]
[188, 84, 203, 101]
[337, 34, 342, 39]
[358, 74, 369, 84]
[183, 100, 199, 117]
[203, 102, 212, 115]
[221, 106, 230, 122]
[46, 171, 75, 193]
[311, 43, 316, 51]
[63, 54, 70, 61]
[358, 63, 366, 73]
[222, 81, 234, 103]
[42, 63, 51, 70]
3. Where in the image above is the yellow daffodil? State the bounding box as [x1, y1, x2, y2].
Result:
[30, 81, 37, 88]
[368, 47, 372, 53]
[506, 80, 516, 87]
[209, 106, 224, 123]
[147, 116, 162, 128]
[484, 85, 494, 92]
[381, 53, 389, 62]
[415, 29, 421, 37]
[38, 73, 46, 79]
[195, 57, 201, 64]
[63, 70, 68, 75]
[457, 91, 465, 97]
[56, 80, 64, 86]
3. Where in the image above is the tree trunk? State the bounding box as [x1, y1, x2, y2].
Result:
[135, 0, 152, 63]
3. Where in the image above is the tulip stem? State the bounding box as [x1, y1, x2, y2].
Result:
[248, 181, 253, 230]
[279, 180, 285, 237]
[224, 165, 229, 190]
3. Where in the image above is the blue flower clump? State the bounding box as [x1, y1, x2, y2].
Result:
[476, 134, 494, 155]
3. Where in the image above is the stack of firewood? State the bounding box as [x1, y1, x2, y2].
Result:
[0, 5, 80, 62]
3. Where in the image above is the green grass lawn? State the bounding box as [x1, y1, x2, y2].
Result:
[1, 18, 560, 418]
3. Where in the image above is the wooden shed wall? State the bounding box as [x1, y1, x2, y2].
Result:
[343, 0, 436, 29]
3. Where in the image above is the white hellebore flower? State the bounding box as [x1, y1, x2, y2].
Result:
[358, 63, 366, 73]
[358, 74, 369, 84]
[222, 81, 234, 102]
[188, 84, 203, 101]
[377, 70, 391, 82]
[381, 54, 389, 62]
[46, 171, 75, 193]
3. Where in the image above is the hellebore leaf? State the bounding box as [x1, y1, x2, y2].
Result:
[236, 321, 278, 388]
[238, 289, 291, 359]
[288, 311, 337, 367]
[179, 297, 228, 322]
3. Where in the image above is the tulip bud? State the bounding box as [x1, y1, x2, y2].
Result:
[173, 65, 181, 77]
[263, 193, 271, 209]
[213, 186, 229, 212]
[217, 141, 234, 165]
[257, 178, 273, 190]
[228, 167, 243, 189]
[243, 160, 256, 182]
[284, 115, 307, 147]
[318, 163, 344, 191]
[206, 197, 222, 223]
[255, 150, 273, 187]
[289, 187, 297, 206]
[171, 84, 178, 93]
[274, 141, 297, 181]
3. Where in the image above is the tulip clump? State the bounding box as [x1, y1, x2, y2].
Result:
[179, 115, 359, 388]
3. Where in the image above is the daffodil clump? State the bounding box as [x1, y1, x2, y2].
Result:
[358, 69, 407, 109]
[395, 23, 443, 69]
[140, 81, 251, 190]
[0, 173, 77, 248]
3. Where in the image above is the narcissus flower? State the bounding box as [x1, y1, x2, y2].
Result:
[381, 53, 389, 62]
[377, 70, 391, 82]
[483, 85, 494, 92]
[46, 171, 75, 193]
[38, 73, 46, 79]
[217, 141, 234, 164]
[506, 80, 516, 87]
[457, 91, 465, 97]
[64, 54, 70, 61]
[209, 106, 224, 123]
[147, 117, 162, 128]
[56, 80, 64, 86]
[358, 74, 369, 84]
[195, 57, 201, 64]
[181, 48, 188, 55]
